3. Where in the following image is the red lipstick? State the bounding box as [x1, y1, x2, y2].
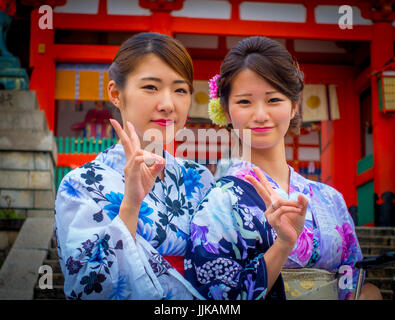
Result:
[152, 119, 174, 127]
[251, 127, 273, 132]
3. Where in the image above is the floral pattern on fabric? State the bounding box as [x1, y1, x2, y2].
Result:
[55, 144, 215, 299]
[186, 159, 363, 300]
[185, 176, 286, 300]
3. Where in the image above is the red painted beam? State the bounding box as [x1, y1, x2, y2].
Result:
[172, 18, 373, 41]
[54, 44, 118, 63]
[187, 50, 354, 65]
[54, 13, 150, 32]
[53, 47, 224, 78]
[243, 0, 362, 4]
[294, 52, 355, 65]
[52, 12, 375, 41]
[301, 64, 354, 82]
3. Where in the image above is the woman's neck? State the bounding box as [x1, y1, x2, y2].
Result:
[242, 139, 290, 194]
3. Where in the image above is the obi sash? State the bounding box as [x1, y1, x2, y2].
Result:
[164, 256, 185, 276]
[282, 268, 338, 300]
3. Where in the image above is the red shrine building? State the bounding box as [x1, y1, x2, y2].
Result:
[28, 0, 395, 227]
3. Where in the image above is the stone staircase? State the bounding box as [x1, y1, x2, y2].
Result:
[0, 90, 57, 217]
[0, 90, 57, 299]
[34, 235, 65, 300]
[33, 227, 395, 300]
[355, 226, 395, 300]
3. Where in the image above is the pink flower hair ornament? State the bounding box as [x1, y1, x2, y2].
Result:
[208, 74, 228, 127]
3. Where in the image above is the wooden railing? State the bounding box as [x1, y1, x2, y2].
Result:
[53, 136, 323, 189]
[54, 137, 118, 190]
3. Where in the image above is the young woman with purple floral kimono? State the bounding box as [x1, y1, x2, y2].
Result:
[185, 36, 382, 300]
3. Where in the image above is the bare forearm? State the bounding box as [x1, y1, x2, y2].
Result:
[264, 239, 294, 293]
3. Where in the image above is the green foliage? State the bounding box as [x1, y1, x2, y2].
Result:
[0, 208, 21, 219]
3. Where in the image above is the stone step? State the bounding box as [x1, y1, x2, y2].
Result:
[366, 267, 395, 278]
[379, 290, 393, 300]
[50, 236, 57, 249]
[52, 273, 64, 286]
[0, 91, 38, 111]
[0, 110, 48, 132]
[358, 235, 395, 247]
[27, 210, 54, 218]
[48, 248, 59, 260]
[33, 230, 65, 300]
[34, 285, 65, 300]
[0, 189, 55, 210]
[364, 277, 394, 290]
[361, 245, 395, 257]
[43, 259, 62, 274]
[0, 151, 55, 171]
[0, 130, 57, 158]
[356, 227, 395, 237]
[0, 169, 54, 191]
[35, 271, 64, 286]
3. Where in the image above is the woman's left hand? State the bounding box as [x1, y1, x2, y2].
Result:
[245, 167, 309, 248]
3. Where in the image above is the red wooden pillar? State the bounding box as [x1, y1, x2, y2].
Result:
[370, 20, 395, 223]
[331, 80, 360, 207]
[305, 65, 360, 209]
[151, 12, 173, 36]
[320, 120, 334, 186]
[29, 8, 55, 131]
[140, 0, 184, 36]
[321, 79, 360, 208]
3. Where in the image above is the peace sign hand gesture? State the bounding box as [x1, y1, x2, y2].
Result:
[110, 119, 166, 237]
[245, 167, 309, 249]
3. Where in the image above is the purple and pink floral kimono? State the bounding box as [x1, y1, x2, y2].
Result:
[185, 159, 363, 300]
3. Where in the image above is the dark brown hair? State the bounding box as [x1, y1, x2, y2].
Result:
[218, 36, 304, 136]
[108, 32, 194, 93]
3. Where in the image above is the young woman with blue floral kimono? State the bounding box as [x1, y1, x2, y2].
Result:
[185, 36, 382, 300]
[54, 33, 215, 300]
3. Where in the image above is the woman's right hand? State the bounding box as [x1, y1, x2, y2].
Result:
[245, 167, 308, 250]
[110, 119, 166, 237]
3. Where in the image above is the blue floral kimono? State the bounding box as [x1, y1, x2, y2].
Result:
[185, 159, 363, 300]
[54, 144, 215, 299]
